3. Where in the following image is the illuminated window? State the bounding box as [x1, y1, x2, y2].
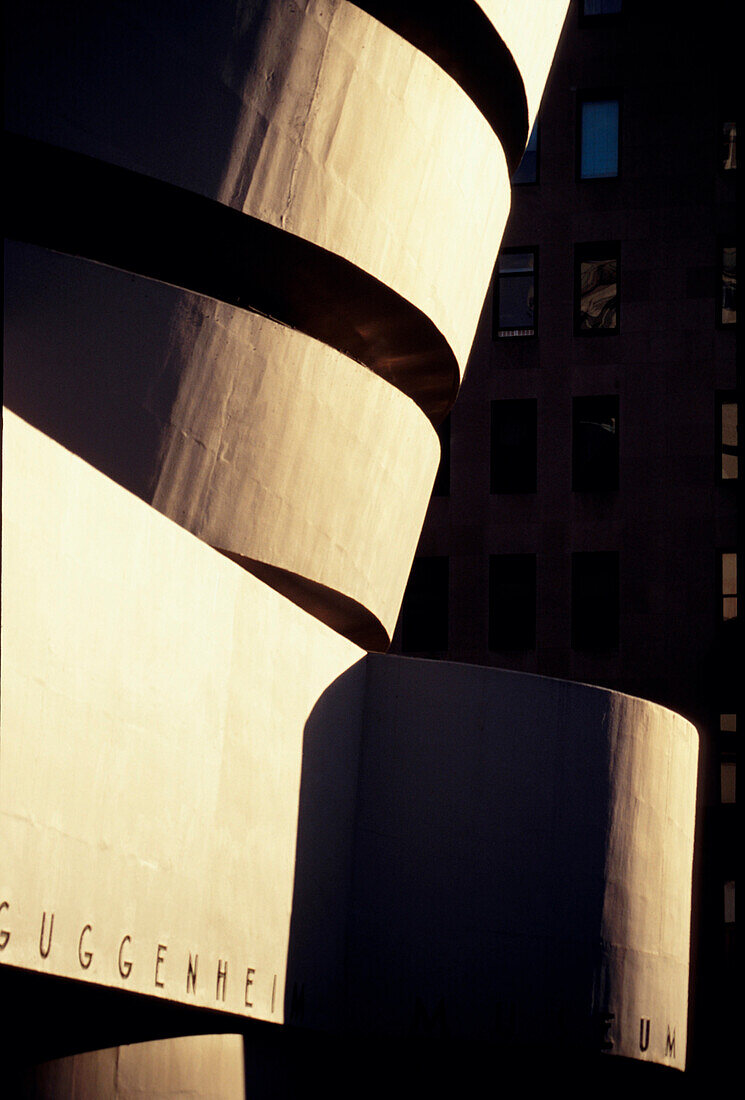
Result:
[489, 554, 536, 650]
[512, 122, 538, 185]
[722, 120, 736, 171]
[579, 97, 619, 179]
[572, 551, 619, 650]
[575, 244, 619, 333]
[720, 244, 736, 326]
[491, 400, 537, 493]
[721, 551, 737, 620]
[494, 248, 536, 337]
[721, 759, 736, 803]
[401, 556, 448, 652]
[718, 394, 738, 480]
[432, 415, 450, 497]
[573, 396, 619, 491]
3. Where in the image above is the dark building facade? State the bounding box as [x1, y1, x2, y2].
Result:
[394, 0, 738, 1082]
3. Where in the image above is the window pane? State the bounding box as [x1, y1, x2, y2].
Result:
[722, 120, 736, 171]
[721, 400, 738, 479]
[578, 255, 618, 330]
[581, 99, 619, 178]
[721, 551, 737, 620]
[720, 713, 737, 733]
[496, 250, 536, 336]
[489, 554, 536, 650]
[573, 396, 619, 490]
[572, 551, 619, 650]
[512, 123, 538, 185]
[584, 0, 622, 12]
[721, 245, 736, 325]
[401, 556, 448, 652]
[723, 881, 735, 924]
[491, 400, 537, 493]
[721, 760, 736, 803]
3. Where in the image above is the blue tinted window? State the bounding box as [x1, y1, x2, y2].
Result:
[512, 123, 538, 185]
[580, 99, 619, 178]
[583, 0, 622, 13]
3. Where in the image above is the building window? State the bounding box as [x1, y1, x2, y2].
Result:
[572, 551, 619, 650]
[572, 396, 619, 491]
[582, 0, 622, 16]
[400, 556, 448, 652]
[721, 759, 736, 803]
[579, 96, 620, 179]
[494, 248, 536, 337]
[720, 244, 736, 326]
[718, 393, 738, 480]
[491, 400, 537, 493]
[512, 122, 538, 185]
[721, 551, 737, 621]
[721, 120, 736, 171]
[724, 881, 735, 925]
[489, 554, 536, 650]
[575, 244, 619, 333]
[432, 415, 451, 497]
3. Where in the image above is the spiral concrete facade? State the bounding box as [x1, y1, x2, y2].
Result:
[2, 0, 701, 1093]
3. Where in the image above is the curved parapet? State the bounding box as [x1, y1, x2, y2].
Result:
[2, 414, 698, 1071]
[4, 244, 438, 650]
[6, 0, 511, 392]
[4, 0, 569, 641]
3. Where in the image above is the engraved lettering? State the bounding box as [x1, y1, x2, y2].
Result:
[78, 924, 93, 969]
[216, 959, 228, 1001]
[39, 911, 54, 958]
[155, 943, 167, 988]
[0, 901, 10, 950]
[666, 1027, 676, 1058]
[187, 953, 198, 995]
[639, 1017, 650, 1051]
[598, 1011, 615, 1051]
[118, 935, 133, 979]
[244, 967, 255, 1007]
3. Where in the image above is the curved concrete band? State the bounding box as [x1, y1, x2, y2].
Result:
[6, 0, 510, 381]
[4, 243, 438, 649]
[2, 409, 697, 1069]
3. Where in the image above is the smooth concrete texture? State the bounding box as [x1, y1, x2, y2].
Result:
[4, 243, 439, 649]
[20, 1035, 245, 1100]
[6, 0, 511, 380]
[347, 656, 698, 1067]
[1, 410, 367, 1024]
[2, 411, 698, 1069]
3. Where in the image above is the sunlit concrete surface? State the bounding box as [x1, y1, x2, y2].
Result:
[19, 1035, 246, 1100]
[2, 410, 697, 1071]
[477, 2, 571, 131]
[1, 411, 366, 1024]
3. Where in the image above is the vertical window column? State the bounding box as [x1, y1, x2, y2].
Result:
[571, 551, 619, 650]
[491, 399, 537, 493]
[572, 395, 619, 490]
[575, 243, 619, 333]
[400, 556, 449, 653]
[578, 95, 620, 179]
[489, 554, 536, 650]
[494, 248, 537, 338]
